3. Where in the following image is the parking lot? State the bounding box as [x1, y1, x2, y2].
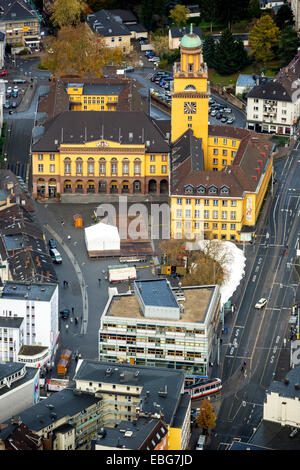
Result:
[3, 77, 29, 113]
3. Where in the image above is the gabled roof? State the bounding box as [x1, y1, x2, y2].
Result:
[87, 10, 131, 37]
[0, 0, 40, 22]
[247, 80, 292, 102]
[32, 111, 170, 154]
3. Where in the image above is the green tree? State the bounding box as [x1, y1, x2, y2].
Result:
[200, 0, 221, 33]
[195, 398, 216, 434]
[249, 14, 281, 64]
[202, 34, 216, 68]
[247, 0, 261, 19]
[169, 5, 190, 26]
[213, 29, 248, 74]
[218, 0, 249, 29]
[139, 0, 167, 31]
[275, 4, 295, 30]
[50, 0, 86, 28]
[278, 26, 300, 66]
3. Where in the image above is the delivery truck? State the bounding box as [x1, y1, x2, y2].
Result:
[108, 265, 137, 282]
[57, 349, 72, 375]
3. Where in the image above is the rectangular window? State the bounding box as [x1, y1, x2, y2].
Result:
[150, 165, 156, 173]
[177, 198, 182, 205]
[213, 223, 218, 229]
[50, 164, 55, 173]
[38, 154, 43, 160]
[222, 200, 227, 207]
[38, 164, 43, 172]
[231, 200, 237, 207]
[213, 210, 218, 219]
[231, 211, 236, 220]
[232, 140, 236, 147]
[194, 222, 200, 229]
[176, 209, 182, 218]
[221, 211, 227, 219]
[161, 165, 167, 173]
[194, 210, 200, 218]
[99, 162, 106, 175]
[213, 149, 218, 155]
[204, 199, 209, 206]
[204, 210, 209, 219]
[50, 154, 55, 160]
[222, 159, 227, 165]
[213, 158, 218, 165]
[230, 223, 236, 230]
[150, 155, 156, 161]
[222, 150, 227, 156]
[185, 209, 191, 218]
[213, 200, 218, 206]
[214, 138, 218, 144]
[185, 198, 191, 205]
[176, 221, 182, 228]
[221, 223, 227, 230]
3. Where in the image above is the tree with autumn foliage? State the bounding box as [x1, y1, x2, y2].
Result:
[195, 397, 216, 434]
[169, 5, 190, 26]
[41, 23, 123, 77]
[50, 0, 88, 28]
[248, 14, 281, 64]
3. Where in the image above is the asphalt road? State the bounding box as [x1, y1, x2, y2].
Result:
[208, 142, 300, 448]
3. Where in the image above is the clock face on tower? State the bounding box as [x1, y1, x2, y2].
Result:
[184, 102, 196, 114]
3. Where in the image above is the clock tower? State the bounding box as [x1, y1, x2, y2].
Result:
[171, 25, 209, 163]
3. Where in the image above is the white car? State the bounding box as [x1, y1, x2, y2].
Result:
[255, 298, 267, 309]
[196, 435, 205, 450]
[6, 86, 12, 94]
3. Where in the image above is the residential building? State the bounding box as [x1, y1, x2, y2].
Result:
[235, 74, 272, 97]
[168, 25, 202, 50]
[109, 9, 148, 40]
[247, 50, 300, 136]
[259, 0, 284, 8]
[0, 281, 59, 366]
[0, 0, 42, 50]
[291, 0, 300, 31]
[0, 359, 191, 450]
[31, 111, 170, 198]
[0, 419, 42, 450]
[0, 362, 40, 423]
[86, 10, 132, 54]
[263, 366, 300, 428]
[186, 4, 201, 18]
[91, 418, 169, 450]
[98, 278, 221, 376]
[169, 27, 275, 242]
[0, 30, 6, 69]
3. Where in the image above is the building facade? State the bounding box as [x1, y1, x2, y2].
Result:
[98, 279, 221, 376]
[31, 111, 170, 198]
[66, 82, 125, 112]
[87, 10, 131, 55]
[0, 0, 41, 50]
[0, 282, 59, 365]
[0, 362, 40, 423]
[169, 28, 274, 243]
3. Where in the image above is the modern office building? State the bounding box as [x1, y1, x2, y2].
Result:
[98, 278, 221, 376]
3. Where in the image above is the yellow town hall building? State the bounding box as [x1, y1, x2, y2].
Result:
[31, 26, 274, 242]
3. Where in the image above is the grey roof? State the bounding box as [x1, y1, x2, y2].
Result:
[267, 365, 300, 399]
[1, 281, 57, 302]
[0, 363, 38, 398]
[92, 418, 167, 449]
[110, 9, 137, 24]
[172, 128, 204, 172]
[82, 84, 124, 96]
[74, 360, 187, 426]
[170, 25, 202, 39]
[0, 387, 100, 433]
[0, 316, 24, 329]
[134, 279, 179, 308]
[0, 0, 40, 22]
[247, 80, 292, 102]
[87, 10, 131, 37]
[32, 111, 170, 154]
[236, 74, 256, 88]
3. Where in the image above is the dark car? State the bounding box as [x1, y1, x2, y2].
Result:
[215, 112, 222, 119]
[12, 91, 18, 98]
[11, 101, 17, 108]
[3, 101, 10, 109]
[60, 309, 70, 319]
[48, 239, 57, 249]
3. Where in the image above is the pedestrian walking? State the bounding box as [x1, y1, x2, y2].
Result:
[67, 235, 71, 240]
[75, 316, 78, 325]
[241, 366, 244, 372]
[70, 317, 73, 323]
[71, 307, 74, 315]
[98, 278, 101, 286]
[66, 324, 69, 332]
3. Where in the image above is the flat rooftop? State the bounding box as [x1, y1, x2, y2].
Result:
[107, 286, 214, 324]
[1, 282, 57, 302]
[135, 279, 179, 309]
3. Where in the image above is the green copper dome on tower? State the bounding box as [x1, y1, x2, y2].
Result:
[180, 24, 202, 48]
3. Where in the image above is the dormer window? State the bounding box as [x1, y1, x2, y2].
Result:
[208, 185, 217, 194]
[220, 185, 229, 194]
[184, 184, 194, 193]
[197, 185, 206, 194]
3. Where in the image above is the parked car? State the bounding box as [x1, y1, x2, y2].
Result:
[255, 298, 267, 309]
[6, 87, 12, 94]
[221, 116, 227, 123]
[196, 435, 205, 450]
[12, 91, 18, 98]
[215, 112, 222, 119]
[124, 66, 134, 73]
[13, 78, 27, 84]
[0, 70, 8, 77]
[48, 238, 57, 249]
[6, 92, 11, 99]
[224, 107, 232, 113]
[3, 101, 10, 109]
[11, 101, 17, 108]
[49, 248, 62, 264]
[227, 118, 234, 124]
[210, 110, 217, 117]
[60, 309, 70, 319]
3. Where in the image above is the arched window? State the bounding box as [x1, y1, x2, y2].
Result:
[64, 158, 71, 175]
[122, 158, 129, 176]
[76, 158, 83, 175]
[99, 158, 106, 175]
[87, 157, 94, 175]
[184, 84, 196, 91]
[111, 158, 117, 175]
[134, 158, 141, 176]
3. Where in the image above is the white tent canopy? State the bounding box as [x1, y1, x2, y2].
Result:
[84, 222, 120, 252]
